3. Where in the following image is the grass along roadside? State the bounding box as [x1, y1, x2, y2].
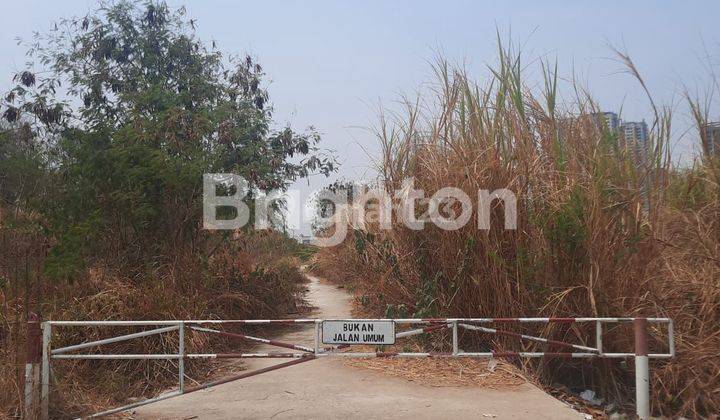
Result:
[311, 44, 719, 417]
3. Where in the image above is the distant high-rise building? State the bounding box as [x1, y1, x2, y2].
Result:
[620, 120, 652, 210]
[621, 120, 649, 160]
[593, 112, 621, 134]
[702, 122, 720, 155]
[557, 112, 650, 157]
[557, 111, 620, 140]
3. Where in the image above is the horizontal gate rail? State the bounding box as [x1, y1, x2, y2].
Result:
[458, 323, 600, 353]
[396, 323, 452, 338]
[35, 316, 674, 419]
[186, 352, 308, 359]
[51, 325, 179, 355]
[44, 317, 674, 326]
[52, 354, 181, 360]
[190, 325, 315, 353]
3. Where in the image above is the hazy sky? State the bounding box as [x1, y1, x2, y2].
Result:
[2, 1, 719, 233]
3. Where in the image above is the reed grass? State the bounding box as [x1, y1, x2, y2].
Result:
[313, 43, 719, 417]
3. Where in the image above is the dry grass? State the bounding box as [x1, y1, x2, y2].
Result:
[344, 301, 528, 389]
[0, 227, 307, 419]
[313, 45, 720, 417]
[344, 354, 526, 389]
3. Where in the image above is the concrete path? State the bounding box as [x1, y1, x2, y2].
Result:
[133, 274, 583, 420]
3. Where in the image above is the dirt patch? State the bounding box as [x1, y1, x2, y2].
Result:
[344, 356, 526, 388]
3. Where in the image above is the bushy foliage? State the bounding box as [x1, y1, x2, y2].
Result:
[1, 0, 335, 279]
[0, 1, 334, 416]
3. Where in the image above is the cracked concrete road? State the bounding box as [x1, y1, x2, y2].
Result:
[132, 274, 583, 420]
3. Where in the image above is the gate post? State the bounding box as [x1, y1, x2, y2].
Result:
[40, 322, 51, 420]
[24, 313, 41, 419]
[634, 318, 650, 419]
[313, 320, 320, 355]
[452, 321, 458, 355]
[178, 322, 185, 393]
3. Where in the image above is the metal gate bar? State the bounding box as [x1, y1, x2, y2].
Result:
[190, 325, 315, 353]
[187, 352, 308, 359]
[183, 355, 316, 394]
[51, 325, 180, 355]
[396, 323, 452, 338]
[31, 317, 673, 419]
[459, 323, 599, 352]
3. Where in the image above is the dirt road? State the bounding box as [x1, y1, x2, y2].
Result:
[134, 274, 583, 419]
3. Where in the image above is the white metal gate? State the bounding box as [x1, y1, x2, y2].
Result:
[27, 316, 674, 419]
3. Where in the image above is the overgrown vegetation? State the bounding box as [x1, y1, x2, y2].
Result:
[313, 45, 719, 417]
[0, 1, 333, 417]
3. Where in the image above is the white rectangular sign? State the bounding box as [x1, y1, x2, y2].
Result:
[322, 320, 395, 345]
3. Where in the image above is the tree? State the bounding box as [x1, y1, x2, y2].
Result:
[1, 0, 335, 279]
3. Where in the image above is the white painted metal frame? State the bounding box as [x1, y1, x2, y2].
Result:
[41, 317, 674, 419]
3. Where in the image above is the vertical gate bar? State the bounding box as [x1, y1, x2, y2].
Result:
[40, 322, 51, 420]
[452, 321, 458, 355]
[178, 322, 185, 393]
[314, 320, 320, 355]
[595, 320, 603, 354]
[667, 319, 675, 357]
[24, 313, 41, 418]
[634, 318, 650, 419]
[23, 363, 36, 417]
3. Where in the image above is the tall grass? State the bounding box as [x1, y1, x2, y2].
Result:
[0, 224, 307, 418]
[314, 44, 719, 417]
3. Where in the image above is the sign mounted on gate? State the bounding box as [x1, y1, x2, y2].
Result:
[322, 320, 395, 345]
